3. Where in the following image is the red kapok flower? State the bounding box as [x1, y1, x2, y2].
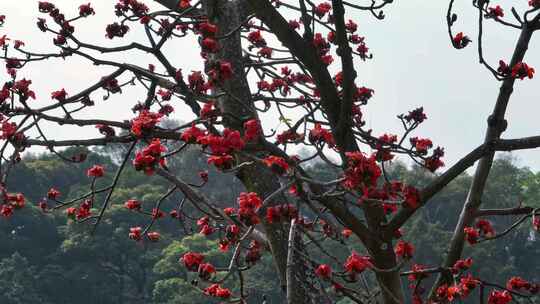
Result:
[129, 226, 142, 241]
[87, 165, 104, 177]
[315, 264, 332, 279]
[263, 156, 289, 175]
[487, 290, 512, 304]
[181, 252, 204, 271]
[464, 227, 480, 245]
[511, 62, 535, 80]
[488, 5, 504, 18]
[198, 262, 216, 281]
[47, 188, 60, 200]
[243, 119, 261, 142]
[131, 110, 162, 137]
[453, 32, 471, 49]
[344, 251, 372, 276]
[314, 2, 332, 18]
[124, 199, 141, 210]
[403, 186, 420, 209]
[147, 231, 160, 242]
[79, 3, 95, 17]
[408, 264, 429, 281]
[341, 228, 353, 238]
[460, 274, 479, 297]
[394, 240, 415, 259]
[452, 257, 473, 273]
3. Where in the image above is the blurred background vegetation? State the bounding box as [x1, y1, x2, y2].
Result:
[1, 140, 539, 303]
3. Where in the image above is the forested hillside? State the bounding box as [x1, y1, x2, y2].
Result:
[1, 145, 538, 304]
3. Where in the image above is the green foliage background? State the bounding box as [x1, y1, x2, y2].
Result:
[1, 145, 539, 303]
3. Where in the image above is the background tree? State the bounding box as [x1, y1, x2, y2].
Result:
[1, 1, 540, 303]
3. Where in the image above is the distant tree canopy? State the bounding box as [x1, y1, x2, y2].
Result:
[0, 149, 538, 303]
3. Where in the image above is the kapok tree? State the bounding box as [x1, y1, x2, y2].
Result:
[1, 1, 539, 303]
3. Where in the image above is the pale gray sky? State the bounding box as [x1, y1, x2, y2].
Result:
[1, 1, 540, 170]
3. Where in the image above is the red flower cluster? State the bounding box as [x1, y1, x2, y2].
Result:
[0, 119, 17, 140]
[243, 119, 261, 142]
[511, 62, 535, 80]
[147, 231, 160, 242]
[66, 199, 92, 220]
[115, 0, 149, 18]
[465, 220, 495, 245]
[218, 224, 241, 252]
[534, 216, 540, 231]
[488, 5, 504, 18]
[207, 154, 234, 170]
[424, 147, 445, 172]
[128, 226, 142, 240]
[266, 204, 298, 223]
[410, 137, 433, 154]
[247, 30, 267, 47]
[238, 192, 262, 226]
[131, 110, 163, 137]
[187, 71, 209, 94]
[436, 284, 462, 302]
[197, 21, 219, 55]
[452, 257, 473, 274]
[204, 284, 231, 299]
[341, 228, 353, 238]
[105, 22, 129, 39]
[51, 88, 67, 101]
[476, 219, 495, 238]
[314, 2, 332, 18]
[309, 123, 335, 147]
[198, 129, 245, 155]
[197, 215, 215, 236]
[12, 79, 36, 101]
[133, 139, 167, 175]
[408, 264, 429, 282]
[47, 188, 60, 200]
[344, 251, 372, 280]
[263, 156, 289, 175]
[87, 165, 105, 177]
[78, 3, 95, 17]
[179, 0, 191, 9]
[488, 290, 512, 304]
[180, 123, 206, 143]
[506, 276, 538, 293]
[0, 192, 25, 217]
[453, 32, 471, 49]
[464, 227, 480, 245]
[181, 252, 205, 271]
[101, 77, 121, 93]
[403, 186, 420, 209]
[404, 107, 427, 124]
[157, 89, 172, 101]
[343, 152, 381, 190]
[315, 264, 332, 279]
[199, 101, 219, 121]
[207, 60, 233, 85]
[198, 262, 216, 281]
[276, 130, 304, 145]
[394, 240, 415, 259]
[124, 199, 141, 210]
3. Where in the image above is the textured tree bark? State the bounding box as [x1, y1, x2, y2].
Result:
[205, 0, 310, 302]
[153, 0, 405, 302]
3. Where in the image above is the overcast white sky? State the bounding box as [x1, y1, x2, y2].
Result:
[1, 0, 540, 170]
